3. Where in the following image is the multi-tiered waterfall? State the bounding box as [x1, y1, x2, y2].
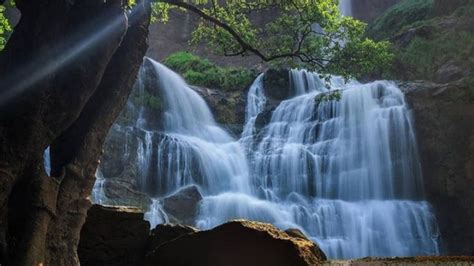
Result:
[92, 58, 440, 259]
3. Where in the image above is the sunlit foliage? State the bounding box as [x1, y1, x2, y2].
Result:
[0, 1, 13, 51]
[153, 0, 393, 80]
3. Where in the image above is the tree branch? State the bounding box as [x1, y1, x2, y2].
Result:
[159, 0, 330, 69]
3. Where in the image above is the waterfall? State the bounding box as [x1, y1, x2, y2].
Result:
[197, 69, 440, 258]
[339, 0, 353, 16]
[92, 58, 440, 259]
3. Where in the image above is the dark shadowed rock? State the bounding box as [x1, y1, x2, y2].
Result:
[146, 224, 197, 256]
[163, 185, 203, 225]
[144, 220, 326, 266]
[435, 61, 466, 84]
[400, 81, 474, 255]
[263, 69, 291, 101]
[78, 205, 150, 266]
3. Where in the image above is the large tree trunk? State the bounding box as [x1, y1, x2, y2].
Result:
[0, 0, 151, 265]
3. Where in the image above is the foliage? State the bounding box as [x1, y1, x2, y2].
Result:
[367, 0, 473, 81]
[0, 2, 12, 51]
[315, 90, 342, 103]
[397, 28, 474, 80]
[153, 0, 394, 80]
[134, 89, 163, 111]
[366, 0, 434, 41]
[164, 51, 256, 91]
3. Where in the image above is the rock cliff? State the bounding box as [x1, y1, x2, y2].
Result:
[401, 81, 474, 255]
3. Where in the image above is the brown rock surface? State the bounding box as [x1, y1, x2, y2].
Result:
[162, 185, 203, 225]
[144, 220, 326, 266]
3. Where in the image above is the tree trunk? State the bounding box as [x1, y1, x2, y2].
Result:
[0, 0, 151, 265]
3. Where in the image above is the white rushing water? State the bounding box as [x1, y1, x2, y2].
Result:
[93, 58, 440, 259]
[339, 0, 353, 16]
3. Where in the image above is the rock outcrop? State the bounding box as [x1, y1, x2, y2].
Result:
[78, 205, 151, 266]
[352, 0, 400, 22]
[162, 185, 203, 225]
[401, 81, 474, 255]
[144, 220, 326, 266]
[79, 206, 327, 266]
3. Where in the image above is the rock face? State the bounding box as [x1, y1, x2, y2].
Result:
[78, 205, 151, 266]
[401, 81, 474, 255]
[191, 85, 247, 136]
[162, 185, 203, 225]
[144, 220, 326, 266]
[96, 178, 152, 211]
[352, 0, 400, 22]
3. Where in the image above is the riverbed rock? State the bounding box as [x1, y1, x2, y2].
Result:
[144, 220, 326, 266]
[78, 205, 151, 266]
[100, 178, 152, 211]
[162, 185, 203, 225]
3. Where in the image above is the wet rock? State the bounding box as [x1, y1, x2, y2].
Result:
[191, 85, 247, 136]
[101, 178, 152, 211]
[144, 220, 326, 266]
[263, 69, 291, 101]
[162, 185, 203, 225]
[400, 81, 474, 255]
[78, 205, 150, 266]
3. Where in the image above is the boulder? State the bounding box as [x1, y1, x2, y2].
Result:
[144, 220, 326, 266]
[146, 224, 197, 256]
[78, 205, 150, 266]
[102, 178, 152, 211]
[435, 61, 465, 84]
[162, 185, 203, 225]
[285, 228, 327, 261]
[263, 69, 291, 101]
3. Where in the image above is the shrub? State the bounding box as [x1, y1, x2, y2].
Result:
[366, 0, 435, 41]
[164, 52, 256, 91]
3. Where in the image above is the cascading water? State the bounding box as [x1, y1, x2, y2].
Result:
[339, 0, 353, 16]
[92, 58, 440, 259]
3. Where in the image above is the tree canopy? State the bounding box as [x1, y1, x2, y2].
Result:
[152, 0, 393, 80]
[1, 0, 393, 80]
[0, 2, 12, 51]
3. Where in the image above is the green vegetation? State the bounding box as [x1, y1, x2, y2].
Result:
[154, 0, 393, 80]
[367, 0, 474, 82]
[164, 51, 256, 91]
[315, 90, 342, 103]
[134, 90, 163, 111]
[366, 0, 434, 41]
[0, 4, 12, 51]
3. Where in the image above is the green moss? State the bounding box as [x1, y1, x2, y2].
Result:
[164, 52, 256, 91]
[367, 0, 474, 81]
[134, 90, 163, 111]
[366, 0, 435, 41]
[397, 29, 474, 80]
